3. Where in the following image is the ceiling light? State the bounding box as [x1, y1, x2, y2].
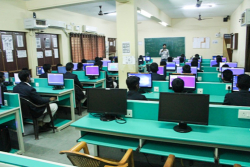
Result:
[137, 9, 152, 18]
[106, 12, 116, 16]
[159, 22, 168, 27]
[183, 4, 215, 9]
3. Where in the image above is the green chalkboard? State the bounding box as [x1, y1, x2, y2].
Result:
[144, 37, 185, 57]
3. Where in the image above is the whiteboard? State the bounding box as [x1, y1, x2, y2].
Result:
[193, 37, 210, 49]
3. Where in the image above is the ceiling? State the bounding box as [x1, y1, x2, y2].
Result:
[59, 1, 148, 22]
[149, 0, 244, 19]
[59, 0, 243, 22]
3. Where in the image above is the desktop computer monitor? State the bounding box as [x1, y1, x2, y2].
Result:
[169, 73, 196, 91]
[0, 86, 4, 108]
[3, 72, 9, 83]
[173, 59, 180, 66]
[212, 55, 223, 59]
[58, 66, 67, 74]
[219, 62, 238, 72]
[36, 66, 45, 76]
[73, 63, 78, 70]
[222, 57, 227, 62]
[108, 63, 118, 72]
[48, 73, 64, 89]
[127, 73, 152, 88]
[185, 62, 200, 70]
[232, 75, 250, 92]
[87, 60, 95, 63]
[83, 63, 94, 70]
[145, 56, 151, 62]
[85, 66, 100, 79]
[158, 93, 209, 133]
[102, 60, 111, 67]
[166, 62, 176, 71]
[87, 88, 127, 121]
[157, 66, 166, 76]
[176, 67, 197, 77]
[14, 73, 21, 84]
[221, 68, 244, 79]
[210, 60, 217, 67]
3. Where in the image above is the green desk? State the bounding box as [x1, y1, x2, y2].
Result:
[142, 92, 225, 103]
[0, 152, 73, 167]
[71, 115, 250, 166]
[0, 93, 24, 154]
[79, 78, 106, 88]
[7, 79, 75, 131]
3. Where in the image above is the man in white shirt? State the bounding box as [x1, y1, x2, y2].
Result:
[159, 44, 170, 61]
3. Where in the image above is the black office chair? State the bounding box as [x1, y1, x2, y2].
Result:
[74, 84, 87, 116]
[20, 97, 55, 140]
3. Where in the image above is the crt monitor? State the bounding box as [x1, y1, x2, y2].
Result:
[221, 68, 244, 79]
[232, 75, 250, 92]
[83, 63, 94, 70]
[158, 93, 209, 133]
[145, 56, 151, 62]
[14, 73, 21, 84]
[0, 86, 4, 108]
[73, 63, 78, 70]
[58, 66, 67, 74]
[166, 62, 176, 71]
[108, 63, 118, 72]
[3, 72, 9, 83]
[85, 66, 100, 78]
[48, 73, 64, 89]
[219, 62, 238, 72]
[102, 60, 111, 67]
[87, 88, 127, 121]
[36, 66, 45, 76]
[176, 67, 197, 77]
[157, 66, 166, 76]
[127, 73, 152, 88]
[169, 73, 196, 91]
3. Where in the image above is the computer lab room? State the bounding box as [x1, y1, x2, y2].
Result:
[0, 0, 250, 167]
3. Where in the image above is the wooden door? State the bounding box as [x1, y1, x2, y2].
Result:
[108, 38, 116, 55]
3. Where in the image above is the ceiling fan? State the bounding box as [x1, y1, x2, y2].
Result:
[98, 6, 116, 16]
[195, 14, 212, 21]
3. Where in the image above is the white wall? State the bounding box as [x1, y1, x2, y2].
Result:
[230, 0, 250, 67]
[0, 0, 116, 77]
[138, 17, 230, 64]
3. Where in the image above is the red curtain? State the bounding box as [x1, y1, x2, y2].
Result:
[70, 33, 106, 62]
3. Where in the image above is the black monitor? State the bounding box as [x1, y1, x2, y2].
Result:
[88, 88, 127, 121]
[145, 56, 151, 62]
[85, 66, 100, 79]
[48, 73, 64, 90]
[169, 73, 196, 91]
[36, 66, 45, 76]
[232, 75, 250, 92]
[3, 72, 9, 83]
[58, 66, 67, 74]
[158, 93, 209, 133]
[0, 86, 4, 108]
[127, 73, 152, 88]
[108, 63, 118, 72]
[166, 62, 176, 71]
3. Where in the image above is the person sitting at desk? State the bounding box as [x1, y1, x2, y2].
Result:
[126, 76, 147, 100]
[172, 78, 184, 93]
[222, 69, 233, 83]
[223, 74, 250, 106]
[194, 54, 200, 59]
[95, 61, 117, 88]
[0, 72, 7, 92]
[191, 60, 203, 72]
[76, 63, 83, 71]
[39, 64, 52, 78]
[167, 57, 173, 62]
[56, 63, 62, 71]
[13, 70, 58, 129]
[182, 65, 191, 73]
[95, 57, 100, 63]
[222, 64, 229, 68]
[150, 63, 166, 81]
[180, 57, 185, 63]
[64, 63, 85, 102]
[160, 61, 166, 66]
[81, 59, 87, 63]
[114, 57, 118, 63]
[212, 56, 222, 67]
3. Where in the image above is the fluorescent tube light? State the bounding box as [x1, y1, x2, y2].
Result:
[106, 12, 116, 16]
[137, 9, 152, 18]
[159, 22, 168, 26]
